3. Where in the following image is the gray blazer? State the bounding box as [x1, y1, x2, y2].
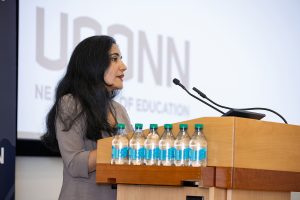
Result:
[56, 94, 132, 200]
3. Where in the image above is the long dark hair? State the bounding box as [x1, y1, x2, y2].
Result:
[41, 35, 117, 152]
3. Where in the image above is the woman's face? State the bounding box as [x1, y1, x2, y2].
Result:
[104, 44, 127, 91]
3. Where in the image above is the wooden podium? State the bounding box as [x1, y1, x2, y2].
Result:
[96, 117, 300, 200]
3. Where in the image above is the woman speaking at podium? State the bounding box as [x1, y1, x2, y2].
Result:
[41, 35, 132, 200]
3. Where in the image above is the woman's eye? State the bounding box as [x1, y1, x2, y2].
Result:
[111, 57, 118, 62]
[110, 55, 122, 62]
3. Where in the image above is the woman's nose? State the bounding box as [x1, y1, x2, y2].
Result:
[120, 60, 127, 71]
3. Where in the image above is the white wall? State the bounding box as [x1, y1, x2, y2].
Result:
[293, 193, 300, 200]
[15, 157, 62, 200]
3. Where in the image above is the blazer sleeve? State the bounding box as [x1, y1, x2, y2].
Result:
[55, 94, 90, 178]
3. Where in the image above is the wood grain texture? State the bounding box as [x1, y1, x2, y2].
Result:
[117, 185, 209, 200]
[234, 118, 300, 172]
[215, 167, 233, 188]
[227, 189, 290, 200]
[97, 137, 113, 164]
[208, 187, 227, 200]
[216, 167, 300, 192]
[232, 168, 300, 192]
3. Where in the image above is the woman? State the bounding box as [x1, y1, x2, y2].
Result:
[41, 35, 132, 200]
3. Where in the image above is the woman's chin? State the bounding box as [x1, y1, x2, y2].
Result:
[107, 84, 123, 91]
[116, 84, 123, 90]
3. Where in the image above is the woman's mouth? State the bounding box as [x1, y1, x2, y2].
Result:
[118, 74, 124, 81]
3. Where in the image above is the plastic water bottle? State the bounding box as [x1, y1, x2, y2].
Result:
[111, 123, 129, 165]
[144, 124, 160, 166]
[189, 124, 207, 167]
[174, 124, 190, 166]
[158, 124, 175, 166]
[129, 123, 145, 165]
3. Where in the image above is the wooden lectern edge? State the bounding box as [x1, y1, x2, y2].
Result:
[215, 167, 300, 192]
[96, 163, 215, 187]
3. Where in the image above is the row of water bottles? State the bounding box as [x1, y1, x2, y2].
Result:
[111, 123, 208, 167]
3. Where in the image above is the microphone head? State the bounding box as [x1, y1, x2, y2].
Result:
[192, 87, 207, 98]
[173, 78, 180, 85]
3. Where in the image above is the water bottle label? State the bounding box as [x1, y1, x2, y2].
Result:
[190, 148, 207, 161]
[160, 148, 175, 160]
[129, 147, 137, 160]
[175, 147, 189, 160]
[145, 147, 159, 160]
[145, 148, 153, 160]
[154, 147, 160, 160]
[112, 146, 120, 159]
[138, 147, 145, 159]
[160, 149, 167, 160]
[120, 146, 128, 159]
[175, 149, 182, 160]
[189, 149, 197, 161]
[183, 147, 190, 160]
[170, 147, 175, 160]
[199, 148, 207, 160]
[130, 147, 145, 160]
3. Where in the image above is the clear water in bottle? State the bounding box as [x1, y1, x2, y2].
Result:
[174, 124, 190, 166]
[144, 124, 160, 166]
[158, 124, 175, 166]
[189, 124, 207, 167]
[111, 123, 129, 165]
[129, 123, 145, 165]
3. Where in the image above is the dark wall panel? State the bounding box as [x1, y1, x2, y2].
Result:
[0, 0, 17, 199]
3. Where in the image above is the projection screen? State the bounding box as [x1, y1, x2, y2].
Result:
[18, 0, 300, 140]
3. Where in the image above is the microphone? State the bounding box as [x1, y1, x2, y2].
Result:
[192, 86, 288, 124]
[172, 78, 225, 114]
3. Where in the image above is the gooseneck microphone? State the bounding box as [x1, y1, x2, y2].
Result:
[172, 78, 225, 114]
[192, 86, 288, 124]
